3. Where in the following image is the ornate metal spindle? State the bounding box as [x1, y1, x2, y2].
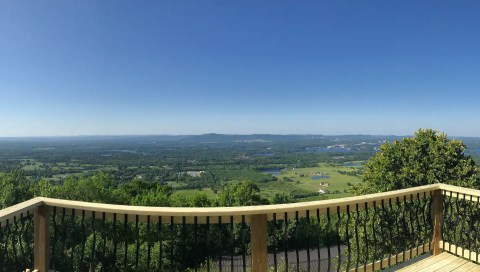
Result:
[427, 191, 433, 252]
[170, 216, 174, 272]
[346, 205, 351, 271]
[80, 210, 87, 268]
[219, 216, 223, 272]
[336, 206, 342, 272]
[306, 210, 311, 272]
[421, 192, 428, 253]
[124, 214, 128, 268]
[327, 208, 331, 272]
[378, 200, 385, 270]
[91, 211, 97, 272]
[147, 215, 152, 270]
[284, 212, 289, 271]
[316, 209, 321, 272]
[273, 213, 278, 272]
[242, 215, 246, 272]
[26, 211, 34, 265]
[295, 211, 300, 272]
[230, 216, 234, 272]
[355, 203, 360, 271]
[363, 203, 369, 271]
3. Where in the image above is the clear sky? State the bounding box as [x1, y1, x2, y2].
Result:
[1, 1, 479, 137]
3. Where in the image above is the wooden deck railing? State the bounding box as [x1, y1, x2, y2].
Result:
[1, 183, 479, 272]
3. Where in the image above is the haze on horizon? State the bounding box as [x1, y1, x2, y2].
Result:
[1, 1, 480, 137]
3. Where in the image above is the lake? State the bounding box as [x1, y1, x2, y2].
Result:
[311, 175, 330, 180]
[261, 168, 282, 176]
[343, 161, 363, 167]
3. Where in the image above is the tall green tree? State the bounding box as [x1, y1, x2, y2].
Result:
[355, 128, 479, 194]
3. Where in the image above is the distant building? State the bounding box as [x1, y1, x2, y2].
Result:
[186, 171, 205, 177]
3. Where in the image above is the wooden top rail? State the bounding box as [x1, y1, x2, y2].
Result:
[2, 183, 459, 225]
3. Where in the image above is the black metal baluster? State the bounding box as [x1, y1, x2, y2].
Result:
[336, 207, 342, 272]
[295, 211, 300, 272]
[102, 212, 106, 271]
[80, 210, 87, 268]
[4, 220, 10, 269]
[378, 200, 385, 270]
[327, 208, 331, 272]
[306, 210, 311, 272]
[70, 209, 76, 270]
[170, 216, 174, 272]
[391, 198, 399, 264]
[421, 192, 429, 253]
[219, 216, 223, 272]
[242, 215, 246, 272]
[467, 195, 473, 260]
[147, 215, 152, 271]
[400, 196, 407, 262]
[230, 216, 234, 272]
[316, 209, 321, 272]
[475, 197, 480, 263]
[112, 213, 117, 270]
[415, 193, 422, 253]
[384, 199, 392, 267]
[456, 192, 463, 256]
[206, 216, 210, 272]
[124, 214, 128, 269]
[91, 211, 97, 272]
[363, 203, 368, 271]
[273, 213, 278, 272]
[26, 211, 34, 266]
[284, 212, 289, 271]
[135, 215, 140, 271]
[355, 204, 360, 271]
[448, 191, 453, 252]
[408, 195, 414, 259]
[346, 205, 351, 271]
[194, 217, 198, 272]
[372, 202, 377, 270]
[428, 191, 433, 252]
[18, 213, 26, 268]
[60, 208, 67, 266]
[159, 216, 163, 271]
[52, 207, 57, 270]
[0, 222, 4, 272]
[183, 216, 187, 271]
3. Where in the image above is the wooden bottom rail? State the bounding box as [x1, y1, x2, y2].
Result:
[441, 241, 480, 263]
[346, 242, 433, 272]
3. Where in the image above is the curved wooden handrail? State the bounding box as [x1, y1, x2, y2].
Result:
[0, 183, 449, 224]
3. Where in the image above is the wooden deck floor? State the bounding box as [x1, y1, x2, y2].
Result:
[396, 252, 480, 272]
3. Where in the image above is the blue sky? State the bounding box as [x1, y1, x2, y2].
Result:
[1, 1, 479, 136]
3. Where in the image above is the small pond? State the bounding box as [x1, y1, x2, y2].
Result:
[311, 175, 330, 180]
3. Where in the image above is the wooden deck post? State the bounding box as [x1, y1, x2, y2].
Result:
[34, 205, 50, 272]
[251, 214, 268, 272]
[432, 189, 443, 255]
